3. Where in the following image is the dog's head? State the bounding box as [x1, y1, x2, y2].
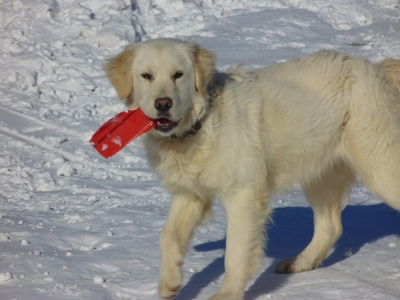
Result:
[105, 38, 216, 138]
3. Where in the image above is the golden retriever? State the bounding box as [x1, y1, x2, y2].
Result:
[105, 38, 400, 300]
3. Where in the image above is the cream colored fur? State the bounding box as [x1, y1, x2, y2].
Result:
[105, 38, 400, 300]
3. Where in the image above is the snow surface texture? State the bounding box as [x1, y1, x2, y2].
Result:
[0, 0, 400, 299]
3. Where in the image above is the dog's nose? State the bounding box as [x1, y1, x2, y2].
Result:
[154, 97, 173, 112]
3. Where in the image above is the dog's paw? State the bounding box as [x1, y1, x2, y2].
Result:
[158, 276, 182, 299]
[275, 257, 317, 274]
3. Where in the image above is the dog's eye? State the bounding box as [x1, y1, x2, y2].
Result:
[141, 73, 152, 80]
[173, 71, 183, 80]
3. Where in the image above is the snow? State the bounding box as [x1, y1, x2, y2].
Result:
[0, 0, 399, 299]
[0, 272, 12, 283]
[93, 275, 105, 285]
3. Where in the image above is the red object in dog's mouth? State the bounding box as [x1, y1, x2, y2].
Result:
[154, 117, 178, 132]
[90, 109, 156, 158]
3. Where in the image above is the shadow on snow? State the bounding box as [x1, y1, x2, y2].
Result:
[175, 203, 400, 299]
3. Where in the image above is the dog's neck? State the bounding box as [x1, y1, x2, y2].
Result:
[171, 120, 202, 139]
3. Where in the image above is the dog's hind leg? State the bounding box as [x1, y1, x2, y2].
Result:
[158, 191, 211, 299]
[275, 160, 356, 273]
[348, 142, 400, 212]
[343, 60, 400, 212]
[343, 101, 400, 211]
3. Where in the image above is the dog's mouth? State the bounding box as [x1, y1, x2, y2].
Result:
[153, 117, 178, 133]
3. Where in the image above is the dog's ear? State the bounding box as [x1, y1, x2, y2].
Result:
[105, 45, 135, 100]
[189, 43, 216, 96]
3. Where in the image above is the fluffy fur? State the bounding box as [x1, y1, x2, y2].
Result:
[105, 38, 400, 300]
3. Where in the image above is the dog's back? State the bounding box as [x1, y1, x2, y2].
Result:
[378, 58, 400, 92]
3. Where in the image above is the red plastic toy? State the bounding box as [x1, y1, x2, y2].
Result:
[90, 109, 156, 158]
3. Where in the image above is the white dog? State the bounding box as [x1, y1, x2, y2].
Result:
[105, 38, 400, 300]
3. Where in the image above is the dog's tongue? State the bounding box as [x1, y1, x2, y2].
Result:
[157, 117, 174, 126]
[90, 109, 155, 158]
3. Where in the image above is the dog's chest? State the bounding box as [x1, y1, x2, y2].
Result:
[146, 138, 222, 198]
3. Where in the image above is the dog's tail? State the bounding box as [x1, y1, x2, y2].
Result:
[378, 58, 400, 92]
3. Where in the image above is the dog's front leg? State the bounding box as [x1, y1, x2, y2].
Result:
[209, 188, 270, 300]
[158, 191, 210, 299]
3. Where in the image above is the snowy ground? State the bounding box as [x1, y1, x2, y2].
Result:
[0, 0, 400, 299]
